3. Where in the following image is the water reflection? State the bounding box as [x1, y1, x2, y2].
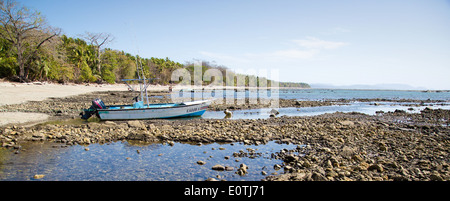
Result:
[201, 102, 450, 120]
[0, 140, 295, 181]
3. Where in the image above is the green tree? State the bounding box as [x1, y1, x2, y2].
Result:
[0, 33, 16, 77]
[0, 0, 60, 82]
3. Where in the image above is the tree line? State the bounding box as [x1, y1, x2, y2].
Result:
[0, 0, 310, 88]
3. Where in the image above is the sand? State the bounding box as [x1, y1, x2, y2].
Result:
[0, 112, 50, 126]
[0, 82, 131, 106]
[0, 81, 133, 126]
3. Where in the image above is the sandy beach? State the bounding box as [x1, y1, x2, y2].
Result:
[0, 81, 174, 126]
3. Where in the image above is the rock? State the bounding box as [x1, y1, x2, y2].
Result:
[224, 109, 232, 118]
[284, 165, 293, 173]
[236, 164, 249, 176]
[341, 146, 355, 158]
[274, 164, 282, 170]
[430, 172, 443, 181]
[88, 123, 102, 130]
[311, 172, 327, 181]
[104, 121, 117, 125]
[225, 166, 234, 171]
[83, 137, 91, 144]
[161, 125, 173, 131]
[284, 155, 298, 163]
[197, 161, 206, 165]
[368, 164, 384, 172]
[127, 120, 145, 129]
[205, 177, 218, 181]
[33, 174, 45, 179]
[269, 109, 279, 117]
[240, 164, 248, 170]
[212, 165, 225, 171]
[339, 120, 354, 126]
[32, 132, 45, 139]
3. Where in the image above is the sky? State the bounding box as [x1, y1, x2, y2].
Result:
[17, 0, 450, 90]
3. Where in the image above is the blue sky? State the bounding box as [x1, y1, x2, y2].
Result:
[18, 0, 450, 89]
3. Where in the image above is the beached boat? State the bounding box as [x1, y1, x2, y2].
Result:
[80, 56, 211, 120]
[81, 98, 210, 120]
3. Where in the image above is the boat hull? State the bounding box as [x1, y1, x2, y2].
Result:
[97, 100, 210, 120]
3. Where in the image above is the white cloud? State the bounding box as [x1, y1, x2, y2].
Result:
[293, 37, 348, 50]
[270, 49, 319, 59]
[320, 27, 351, 35]
[199, 37, 348, 68]
[199, 51, 250, 63]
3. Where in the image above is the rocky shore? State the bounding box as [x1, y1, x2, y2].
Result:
[1, 108, 449, 181]
[1, 90, 449, 181]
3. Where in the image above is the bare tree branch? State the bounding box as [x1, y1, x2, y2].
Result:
[82, 32, 114, 76]
[0, 0, 60, 82]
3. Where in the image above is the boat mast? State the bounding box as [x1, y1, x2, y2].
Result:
[139, 58, 150, 106]
[135, 56, 144, 103]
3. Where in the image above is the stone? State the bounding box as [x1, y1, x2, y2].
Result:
[225, 166, 234, 171]
[430, 172, 443, 181]
[212, 165, 225, 171]
[127, 120, 145, 129]
[197, 161, 206, 165]
[352, 154, 364, 162]
[339, 120, 354, 126]
[311, 172, 327, 181]
[274, 164, 282, 170]
[341, 146, 355, 158]
[368, 164, 384, 172]
[33, 174, 45, 179]
[161, 125, 173, 131]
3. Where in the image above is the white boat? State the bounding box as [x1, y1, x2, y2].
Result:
[81, 56, 211, 120]
[93, 99, 210, 120]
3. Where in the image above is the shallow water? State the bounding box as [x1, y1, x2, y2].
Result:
[0, 140, 296, 181]
[178, 89, 450, 101]
[202, 102, 450, 120]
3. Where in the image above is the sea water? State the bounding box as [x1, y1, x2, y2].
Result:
[182, 88, 450, 101]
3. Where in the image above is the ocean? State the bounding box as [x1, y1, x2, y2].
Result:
[182, 88, 450, 101]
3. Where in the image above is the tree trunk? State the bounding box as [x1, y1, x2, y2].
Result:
[16, 37, 26, 82]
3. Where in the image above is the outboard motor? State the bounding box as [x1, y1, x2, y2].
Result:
[80, 98, 106, 119]
[92, 98, 106, 109]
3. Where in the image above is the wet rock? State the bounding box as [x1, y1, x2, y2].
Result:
[236, 164, 249, 176]
[225, 166, 234, 171]
[33, 174, 45, 179]
[212, 165, 225, 171]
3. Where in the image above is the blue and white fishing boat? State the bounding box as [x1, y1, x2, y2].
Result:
[81, 56, 211, 120]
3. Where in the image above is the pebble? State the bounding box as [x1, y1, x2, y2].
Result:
[33, 174, 45, 179]
[212, 165, 225, 171]
[1, 93, 448, 181]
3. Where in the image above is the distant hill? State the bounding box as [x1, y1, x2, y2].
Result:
[277, 81, 311, 88]
[310, 83, 426, 90]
